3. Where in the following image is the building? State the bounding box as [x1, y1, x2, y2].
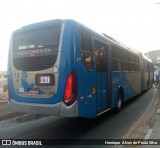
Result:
[145, 50, 160, 78]
[145, 50, 160, 66]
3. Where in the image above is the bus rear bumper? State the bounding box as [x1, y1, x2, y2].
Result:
[8, 99, 78, 117]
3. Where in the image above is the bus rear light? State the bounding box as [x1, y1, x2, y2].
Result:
[64, 72, 77, 106]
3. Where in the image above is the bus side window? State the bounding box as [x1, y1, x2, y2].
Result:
[95, 41, 108, 72]
[111, 44, 122, 72]
[80, 30, 93, 71]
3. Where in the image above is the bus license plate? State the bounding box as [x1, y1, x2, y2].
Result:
[28, 88, 40, 94]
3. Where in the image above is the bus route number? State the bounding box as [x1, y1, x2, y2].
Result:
[40, 76, 50, 84]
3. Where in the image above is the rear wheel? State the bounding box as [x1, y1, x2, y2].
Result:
[115, 90, 123, 112]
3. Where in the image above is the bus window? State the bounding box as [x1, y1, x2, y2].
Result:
[134, 55, 139, 64]
[122, 48, 128, 61]
[80, 30, 93, 71]
[112, 59, 121, 71]
[135, 63, 140, 71]
[122, 61, 130, 71]
[111, 44, 122, 72]
[95, 41, 109, 72]
[12, 25, 61, 71]
[111, 44, 121, 59]
[129, 53, 134, 63]
[130, 63, 135, 72]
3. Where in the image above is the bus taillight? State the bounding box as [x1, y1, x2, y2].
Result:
[64, 72, 77, 106]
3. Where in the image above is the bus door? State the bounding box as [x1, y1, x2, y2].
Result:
[94, 40, 111, 114]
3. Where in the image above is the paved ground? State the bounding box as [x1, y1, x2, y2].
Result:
[121, 84, 160, 147]
[0, 78, 26, 121]
[0, 78, 46, 124]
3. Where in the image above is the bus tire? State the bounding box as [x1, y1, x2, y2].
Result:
[115, 90, 123, 112]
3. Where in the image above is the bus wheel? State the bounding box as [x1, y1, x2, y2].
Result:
[115, 90, 123, 112]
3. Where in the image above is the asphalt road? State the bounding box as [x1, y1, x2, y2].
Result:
[0, 86, 157, 147]
[0, 101, 25, 121]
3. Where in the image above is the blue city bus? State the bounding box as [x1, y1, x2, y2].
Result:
[8, 19, 153, 118]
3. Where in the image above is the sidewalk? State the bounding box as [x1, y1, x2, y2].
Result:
[120, 84, 160, 147]
[148, 113, 160, 143]
[137, 84, 160, 148]
[145, 84, 160, 140]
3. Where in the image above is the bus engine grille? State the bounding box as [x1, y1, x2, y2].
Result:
[13, 55, 57, 71]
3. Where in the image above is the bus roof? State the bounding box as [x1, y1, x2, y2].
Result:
[143, 54, 152, 63]
[13, 19, 63, 34]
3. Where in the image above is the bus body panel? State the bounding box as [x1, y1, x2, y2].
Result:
[111, 72, 140, 107]
[8, 99, 62, 116]
[9, 99, 78, 117]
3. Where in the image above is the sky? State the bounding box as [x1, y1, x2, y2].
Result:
[0, 0, 160, 71]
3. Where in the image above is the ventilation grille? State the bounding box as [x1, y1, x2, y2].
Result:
[13, 55, 57, 71]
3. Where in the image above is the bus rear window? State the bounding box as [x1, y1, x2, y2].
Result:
[13, 26, 61, 57]
[12, 25, 62, 71]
